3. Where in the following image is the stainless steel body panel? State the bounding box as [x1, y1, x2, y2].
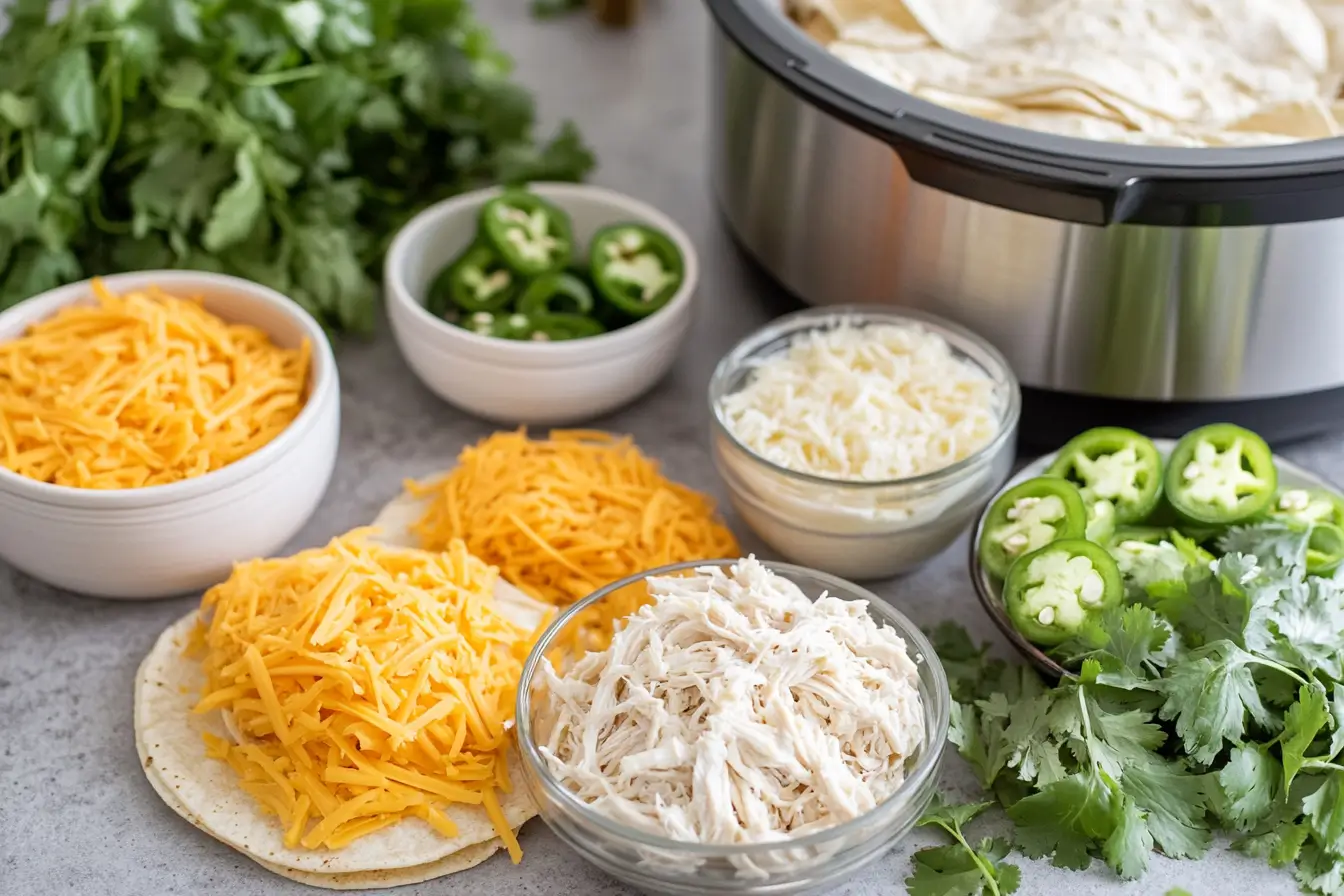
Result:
[710, 29, 1344, 402]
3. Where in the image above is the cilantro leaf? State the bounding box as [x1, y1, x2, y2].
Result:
[1219, 523, 1310, 573]
[1284, 685, 1332, 791]
[1120, 758, 1214, 859]
[1330, 683, 1344, 763]
[917, 796, 993, 832]
[40, 47, 99, 138]
[1261, 577, 1344, 681]
[1297, 841, 1344, 896]
[1102, 793, 1152, 879]
[1158, 640, 1277, 764]
[1216, 745, 1281, 832]
[1304, 772, 1344, 856]
[1051, 604, 1171, 689]
[1007, 772, 1119, 871]
[1152, 558, 1253, 649]
[929, 622, 1002, 703]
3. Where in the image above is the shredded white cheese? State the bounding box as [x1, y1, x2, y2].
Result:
[718, 322, 1000, 482]
[536, 557, 925, 846]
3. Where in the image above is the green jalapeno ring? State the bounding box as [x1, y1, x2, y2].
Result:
[479, 190, 575, 278]
[517, 272, 596, 318]
[1046, 427, 1164, 525]
[978, 476, 1088, 581]
[1003, 538, 1124, 647]
[1084, 499, 1117, 544]
[429, 241, 521, 316]
[456, 310, 534, 340]
[1164, 423, 1278, 525]
[1269, 487, 1344, 529]
[1106, 525, 1170, 548]
[590, 223, 686, 319]
[1306, 522, 1344, 576]
[528, 312, 606, 342]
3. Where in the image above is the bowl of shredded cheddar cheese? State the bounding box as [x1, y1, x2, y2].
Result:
[0, 271, 338, 599]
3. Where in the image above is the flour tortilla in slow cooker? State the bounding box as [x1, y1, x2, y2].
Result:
[789, 0, 1344, 146]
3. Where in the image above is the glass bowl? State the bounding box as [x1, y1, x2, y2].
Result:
[514, 558, 950, 896]
[708, 306, 1021, 581]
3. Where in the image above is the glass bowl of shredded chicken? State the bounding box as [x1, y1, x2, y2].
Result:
[515, 556, 950, 896]
[708, 306, 1020, 581]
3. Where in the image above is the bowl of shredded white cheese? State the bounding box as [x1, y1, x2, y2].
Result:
[515, 556, 949, 895]
[708, 306, 1020, 580]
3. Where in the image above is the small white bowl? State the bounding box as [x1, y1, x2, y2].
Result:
[0, 271, 340, 600]
[384, 182, 698, 425]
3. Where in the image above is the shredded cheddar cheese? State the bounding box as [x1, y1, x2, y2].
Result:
[194, 530, 532, 859]
[0, 280, 309, 489]
[409, 430, 740, 648]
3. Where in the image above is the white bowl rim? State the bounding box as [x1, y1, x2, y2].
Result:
[383, 182, 699, 363]
[0, 270, 337, 510]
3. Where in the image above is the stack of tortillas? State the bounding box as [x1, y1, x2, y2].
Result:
[790, 0, 1344, 146]
[134, 483, 553, 890]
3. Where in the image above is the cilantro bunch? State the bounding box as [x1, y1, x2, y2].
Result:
[923, 523, 1344, 896]
[0, 0, 594, 333]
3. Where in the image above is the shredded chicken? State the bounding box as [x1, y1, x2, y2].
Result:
[536, 557, 925, 846]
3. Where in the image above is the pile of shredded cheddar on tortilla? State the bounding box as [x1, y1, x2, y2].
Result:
[193, 530, 533, 859]
[409, 430, 740, 648]
[0, 280, 309, 489]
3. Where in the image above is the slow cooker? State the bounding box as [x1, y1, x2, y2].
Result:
[705, 0, 1344, 448]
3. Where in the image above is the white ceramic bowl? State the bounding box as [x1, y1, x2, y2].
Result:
[0, 271, 340, 600]
[384, 182, 698, 425]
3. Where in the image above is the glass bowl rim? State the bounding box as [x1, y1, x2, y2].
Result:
[514, 556, 952, 858]
[707, 304, 1022, 491]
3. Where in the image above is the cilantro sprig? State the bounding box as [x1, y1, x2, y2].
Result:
[907, 797, 1019, 896]
[0, 0, 595, 332]
[931, 522, 1344, 896]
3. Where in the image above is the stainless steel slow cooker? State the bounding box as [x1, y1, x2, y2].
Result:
[706, 0, 1344, 447]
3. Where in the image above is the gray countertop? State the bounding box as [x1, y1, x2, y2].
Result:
[1, 3, 1339, 895]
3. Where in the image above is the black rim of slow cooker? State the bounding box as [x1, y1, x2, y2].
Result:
[707, 0, 1344, 228]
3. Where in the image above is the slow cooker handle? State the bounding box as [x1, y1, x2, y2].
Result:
[785, 64, 1145, 227]
[890, 127, 1148, 227]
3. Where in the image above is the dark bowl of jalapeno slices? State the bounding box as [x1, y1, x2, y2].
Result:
[969, 424, 1344, 678]
[384, 183, 698, 424]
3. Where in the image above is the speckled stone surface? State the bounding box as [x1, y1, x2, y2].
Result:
[1, 3, 1338, 895]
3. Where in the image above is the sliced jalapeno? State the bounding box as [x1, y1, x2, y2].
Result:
[1085, 499, 1117, 544]
[1164, 423, 1277, 525]
[1107, 525, 1169, 548]
[978, 477, 1088, 580]
[1046, 427, 1163, 524]
[590, 223, 685, 318]
[528, 312, 605, 342]
[1108, 528, 1212, 593]
[428, 242, 520, 316]
[1307, 523, 1344, 576]
[1270, 487, 1344, 529]
[1003, 539, 1124, 647]
[517, 271, 595, 318]
[480, 190, 574, 277]
[458, 310, 534, 340]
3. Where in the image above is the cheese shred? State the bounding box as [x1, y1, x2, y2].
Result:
[409, 430, 740, 645]
[194, 530, 532, 858]
[0, 280, 309, 489]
